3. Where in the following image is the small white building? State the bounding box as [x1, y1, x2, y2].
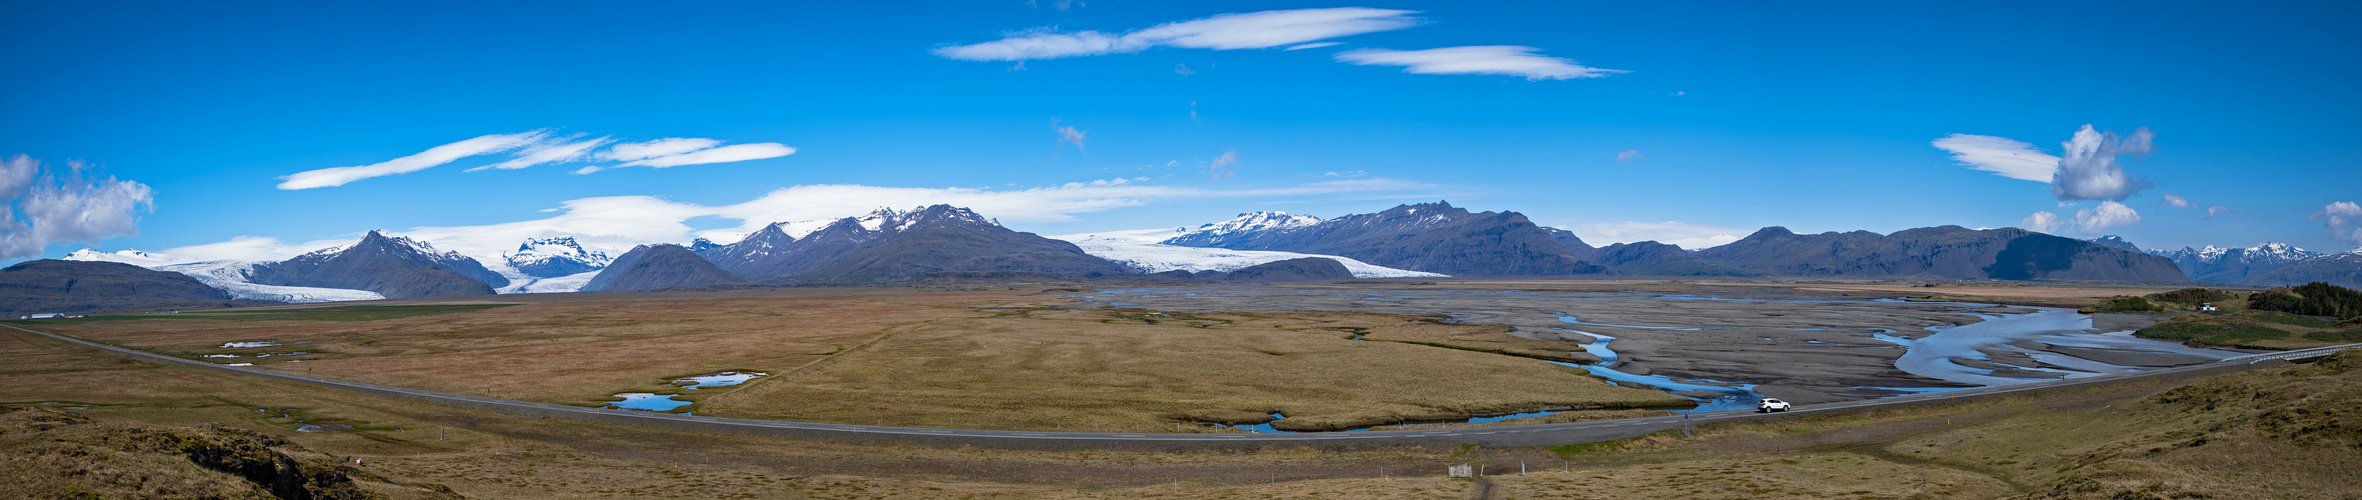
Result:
[2200, 303, 2219, 312]
[21, 313, 63, 319]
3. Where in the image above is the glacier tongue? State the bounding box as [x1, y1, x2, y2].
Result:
[1054, 229, 1445, 279]
[158, 261, 385, 303]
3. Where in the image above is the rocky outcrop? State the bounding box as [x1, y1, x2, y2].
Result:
[582, 244, 747, 292]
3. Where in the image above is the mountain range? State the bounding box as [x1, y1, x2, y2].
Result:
[2109, 237, 2361, 289]
[0, 260, 270, 317]
[58, 200, 2362, 312]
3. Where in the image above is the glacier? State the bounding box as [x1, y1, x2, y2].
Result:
[1054, 229, 1446, 279]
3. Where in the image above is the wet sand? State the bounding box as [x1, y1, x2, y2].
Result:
[1083, 285, 1996, 404]
[2008, 341, 2218, 367]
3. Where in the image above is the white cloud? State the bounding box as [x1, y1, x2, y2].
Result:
[1285, 42, 1342, 51]
[1560, 221, 1745, 250]
[1323, 170, 1366, 177]
[1174, 63, 1195, 75]
[1335, 46, 1625, 80]
[2052, 125, 2152, 201]
[2021, 201, 2141, 235]
[2313, 201, 2362, 246]
[2162, 192, 2197, 208]
[470, 136, 613, 171]
[1617, 150, 1642, 161]
[933, 8, 1419, 61]
[598, 138, 722, 162]
[276, 131, 547, 189]
[1932, 133, 2060, 182]
[0, 155, 155, 259]
[1208, 151, 1239, 179]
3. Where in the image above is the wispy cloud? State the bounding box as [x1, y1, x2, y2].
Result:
[1052, 119, 1087, 154]
[277, 131, 546, 189]
[1617, 150, 1642, 161]
[1, 155, 155, 259]
[616, 143, 795, 169]
[2162, 192, 2236, 219]
[281, 132, 794, 188]
[1285, 42, 1342, 51]
[1559, 220, 1745, 250]
[470, 136, 612, 171]
[1208, 150, 1239, 179]
[2162, 192, 2197, 208]
[1932, 133, 2060, 182]
[1174, 63, 1195, 75]
[1335, 46, 1625, 80]
[933, 7, 1420, 61]
[2312, 201, 2362, 246]
[2022, 201, 2141, 235]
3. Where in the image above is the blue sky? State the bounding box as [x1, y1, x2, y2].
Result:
[4, 1, 2358, 263]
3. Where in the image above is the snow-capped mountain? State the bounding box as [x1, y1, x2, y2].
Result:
[1054, 229, 1445, 278]
[247, 230, 508, 298]
[1160, 211, 1324, 247]
[2150, 242, 2321, 284]
[503, 237, 612, 278]
[700, 205, 1129, 282]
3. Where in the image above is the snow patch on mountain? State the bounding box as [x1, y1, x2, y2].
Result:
[1056, 229, 1445, 278]
[157, 261, 385, 303]
[63, 248, 179, 267]
[1161, 211, 1322, 246]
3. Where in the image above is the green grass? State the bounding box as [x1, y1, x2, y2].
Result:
[4, 304, 515, 324]
[2080, 296, 2163, 313]
[2302, 329, 2362, 342]
[2135, 322, 2292, 345]
[2253, 311, 2340, 328]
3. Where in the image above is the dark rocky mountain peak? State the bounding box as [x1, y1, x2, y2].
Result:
[582, 244, 747, 292]
[686, 238, 722, 253]
[245, 230, 505, 298]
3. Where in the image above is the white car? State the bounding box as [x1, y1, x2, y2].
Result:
[1757, 398, 1792, 413]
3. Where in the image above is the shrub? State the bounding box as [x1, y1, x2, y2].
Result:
[2250, 283, 2362, 320]
[2146, 288, 2231, 308]
[2082, 296, 2162, 313]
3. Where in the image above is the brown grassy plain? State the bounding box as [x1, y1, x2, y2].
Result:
[22, 289, 1687, 433]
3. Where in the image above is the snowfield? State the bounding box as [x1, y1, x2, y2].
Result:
[1053, 229, 1445, 278]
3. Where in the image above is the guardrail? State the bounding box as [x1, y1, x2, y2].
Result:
[2221, 343, 2362, 364]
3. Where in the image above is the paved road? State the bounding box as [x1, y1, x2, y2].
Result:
[6, 323, 2352, 450]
